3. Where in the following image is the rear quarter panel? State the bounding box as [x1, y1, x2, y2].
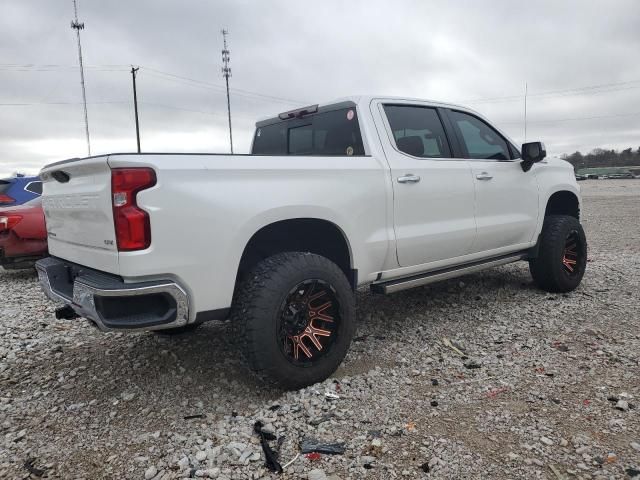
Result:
[107, 153, 391, 317]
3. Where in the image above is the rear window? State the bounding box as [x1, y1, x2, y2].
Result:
[0, 179, 12, 194]
[252, 107, 365, 156]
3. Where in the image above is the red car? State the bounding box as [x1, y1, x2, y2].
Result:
[0, 197, 47, 269]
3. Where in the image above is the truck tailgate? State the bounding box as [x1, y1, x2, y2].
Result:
[41, 156, 119, 274]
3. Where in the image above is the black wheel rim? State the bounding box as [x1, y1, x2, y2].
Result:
[562, 230, 582, 276]
[277, 279, 340, 365]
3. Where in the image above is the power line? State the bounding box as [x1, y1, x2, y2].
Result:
[0, 64, 129, 72]
[461, 79, 640, 105]
[139, 66, 305, 105]
[138, 101, 255, 120]
[71, 0, 90, 156]
[499, 111, 640, 126]
[221, 29, 233, 154]
[0, 101, 127, 106]
[3, 61, 307, 105]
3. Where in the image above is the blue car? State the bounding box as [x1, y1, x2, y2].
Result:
[0, 175, 42, 206]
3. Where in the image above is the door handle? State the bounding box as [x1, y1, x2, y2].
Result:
[397, 174, 421, 184]
[476, 172, 493, 180]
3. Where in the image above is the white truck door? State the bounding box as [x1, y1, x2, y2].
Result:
[373, 101, 477, 267]
[445, 109, 539, 253]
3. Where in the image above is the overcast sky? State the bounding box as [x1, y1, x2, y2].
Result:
[1, 0, 639, 177]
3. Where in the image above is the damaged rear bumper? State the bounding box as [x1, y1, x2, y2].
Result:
[35, 256, 190, 331]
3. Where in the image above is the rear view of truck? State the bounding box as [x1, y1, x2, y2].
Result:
[37, 158, 190, 331]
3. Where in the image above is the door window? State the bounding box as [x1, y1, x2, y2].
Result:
[383, 105, 451, 158]
[449, 110, 510, 160]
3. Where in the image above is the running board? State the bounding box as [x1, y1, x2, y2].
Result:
[370, 251, 528, 294]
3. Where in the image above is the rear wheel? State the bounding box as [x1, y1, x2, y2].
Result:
[529, 215, 587, 292]
[230, 252, 355, 390]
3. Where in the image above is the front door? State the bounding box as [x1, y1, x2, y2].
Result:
[445, 109, 539, 254]
[375, 102, 477, 268]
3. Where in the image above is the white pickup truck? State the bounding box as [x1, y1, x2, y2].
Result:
[36, 96, 587, 389]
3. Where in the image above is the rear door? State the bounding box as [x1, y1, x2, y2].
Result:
[445, 109, 539, 254]
[374, 101, 476, 267]
[41, 157, 119, 273]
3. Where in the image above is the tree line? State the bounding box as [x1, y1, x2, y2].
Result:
[561, 147, 640, 170]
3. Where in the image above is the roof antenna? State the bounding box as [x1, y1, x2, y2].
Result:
[524, 81, 528, 143]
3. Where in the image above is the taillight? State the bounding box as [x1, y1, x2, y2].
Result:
[0, 194, 15, 205]
[0, 215, 22, 232]
[111, 168, 156, 251]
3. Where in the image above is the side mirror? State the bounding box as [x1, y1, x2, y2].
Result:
[521, 141, 546, 172]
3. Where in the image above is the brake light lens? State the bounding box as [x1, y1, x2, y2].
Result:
[0, 194, 15, 205]
[111, 168, 156, 251]
[0, 215, 22, 232]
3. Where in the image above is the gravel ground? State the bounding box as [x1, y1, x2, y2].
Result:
[1, 179, 639, 480]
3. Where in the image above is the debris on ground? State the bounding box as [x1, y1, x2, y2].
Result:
[254, 421, 283, 473]
[626, 467, 640, 478]
[183, 413, 205, 420]
[442, 337, 466, 356]
[486, 386, 510, 398]
[309, 413, 334, 426]
[23, 458, 45, 477]
[615, 399, 630, 411]
[464, 359, 482, 369]
[300, 437, 346, 455]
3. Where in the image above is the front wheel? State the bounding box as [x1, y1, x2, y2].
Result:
[230, 252, 356, 390]
[529, 215, 587, 292]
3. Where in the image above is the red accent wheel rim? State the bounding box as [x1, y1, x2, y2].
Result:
[278, 279, 340, 364]
[562, 231, 581, 276]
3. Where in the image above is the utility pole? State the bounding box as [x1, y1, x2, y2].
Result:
[71, 0, 90, 156]
[524, 82, 528, 143]
[131, 66, 141, 153]
[221, 29, 233, 154]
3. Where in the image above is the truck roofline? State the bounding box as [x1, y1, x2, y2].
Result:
[253, 95, 478, 125]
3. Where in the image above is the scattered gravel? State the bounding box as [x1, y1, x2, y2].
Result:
[1, 180, 639, 479]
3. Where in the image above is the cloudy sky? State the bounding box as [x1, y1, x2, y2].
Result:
[1, 0, 639, 177]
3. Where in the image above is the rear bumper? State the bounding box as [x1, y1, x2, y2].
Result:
[35, 256, 190, 331]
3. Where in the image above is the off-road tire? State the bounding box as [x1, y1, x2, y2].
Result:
[153, 323, 202, 335]
[230, 252, 356, 390]
[529, 214, 587, 292]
